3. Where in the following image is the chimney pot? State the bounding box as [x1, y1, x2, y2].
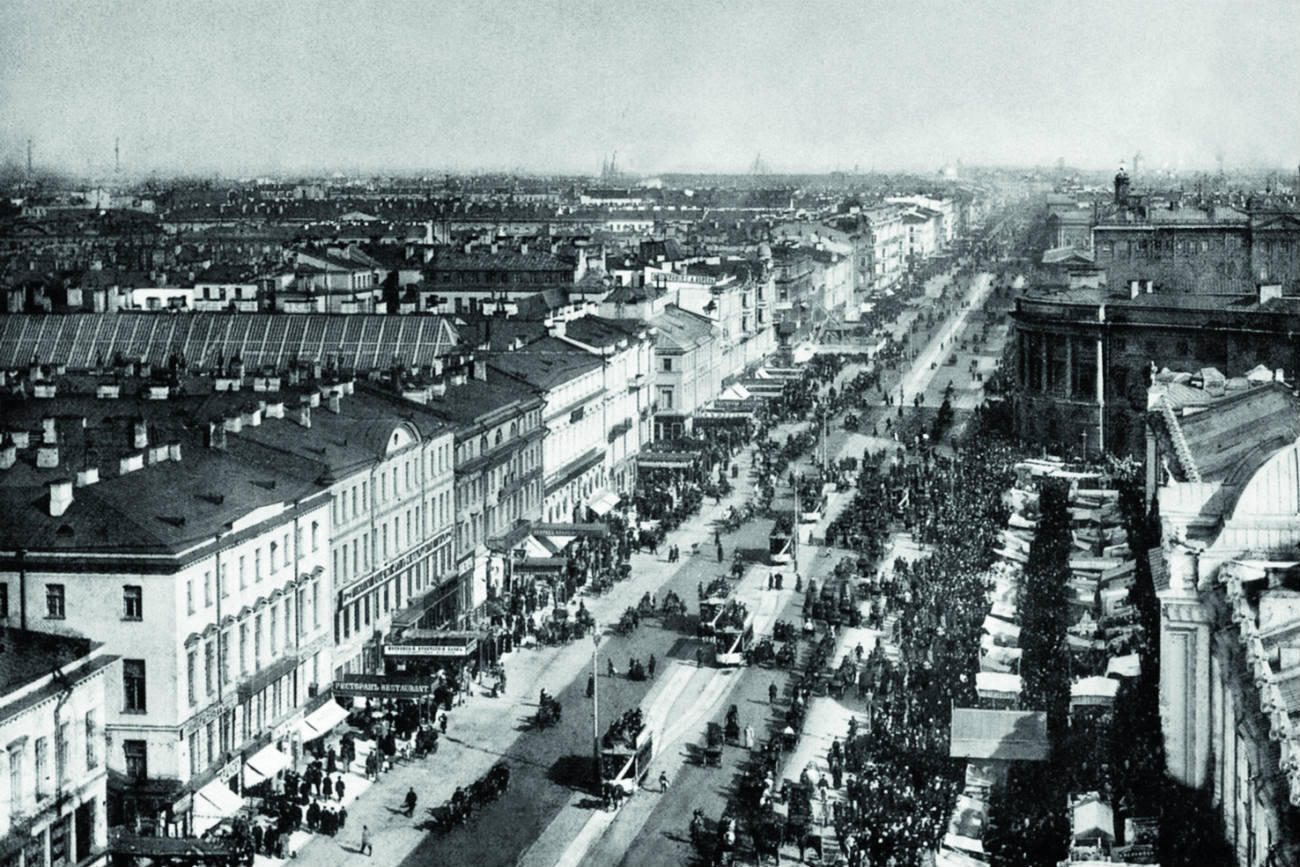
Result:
[206, 420, 227, 450]
[10, 431, 30, 449]
[0, 442, 15, 469]
[265, 401, 285, 419]
[36, 445, 59, 469]
[297, 403, 312, 429]
[42, 417, 57, 444]
[48, 479, 73, 516]
[308, 391, 321, 408]
[223, 414, 242, 433]
[327, 393, 342, 413]
[168, 441, 182, 462]
[133, 419, 148, 449]
[118, 453, 144, 475]
[75, 466, 99, 487]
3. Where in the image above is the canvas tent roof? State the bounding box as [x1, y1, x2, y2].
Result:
[949, 708, 1049, 761]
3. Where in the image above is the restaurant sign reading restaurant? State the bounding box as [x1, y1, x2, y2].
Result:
[334, 674, 439, 699]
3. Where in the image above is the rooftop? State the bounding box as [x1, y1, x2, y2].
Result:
[0, 629, 98, 696]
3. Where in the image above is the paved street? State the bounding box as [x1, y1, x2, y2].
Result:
[262, 268, 1001, 867]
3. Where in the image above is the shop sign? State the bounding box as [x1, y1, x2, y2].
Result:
[334, 674, 438, 699]
[382, 640, 476, 658]
[216, 757, 241, 784]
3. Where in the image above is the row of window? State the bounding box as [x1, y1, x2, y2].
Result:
[184, 524, 318, 616]
[336, 549, 451, 642]
[454, 410, 542, 466]
[184, 582, 321, 709]
[334, 495, 450, 584]
[331, 445, 453, 527]
[4, 710, 98, 814]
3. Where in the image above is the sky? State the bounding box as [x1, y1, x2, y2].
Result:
[1, 0, 1297, 177]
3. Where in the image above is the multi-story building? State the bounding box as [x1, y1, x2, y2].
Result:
[491, 342, 607, 524]
[418, 247, 579, 317]
[1148, 380, 1300, 866]
[0, 387, 333, 836]
[887, 195, 956, 247]
[401, 362, 546, 615]
[1091, 171, 1300, 297]
[647, 305, 722, 440]
[901, 207, 943, 262]
[219, 382, 457, 678]
[672, 256, 776, 384]
[1010, 283, 1298, 456]
[0, 632, 116, 867]
[558, 316, 655, 499]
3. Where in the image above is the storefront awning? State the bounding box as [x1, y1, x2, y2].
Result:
[587, 490, 621, 517]
[297, 700, 350, 741]
[193, 779, 243, 836]
[243, 743, 289, 787]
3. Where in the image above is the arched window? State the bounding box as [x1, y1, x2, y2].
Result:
[509, 422, 517, 439]
[480, 436, 489, 453]
[494, 429, 503, 446]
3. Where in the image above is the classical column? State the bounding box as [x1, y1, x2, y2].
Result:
[1158, 543, 1212, 787]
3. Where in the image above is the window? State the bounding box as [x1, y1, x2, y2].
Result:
[220, 562, 229, 597]
[84, 711, 98, 769]
[9, 741, 24, 812]
[254, 549, 262, 582]
[312, 581, 320, 628]
[123, 740, 147, 781]
[0, 582, 7, 618]
[283, 598, 292, 648]
[204, 570, 213, 607]
[270, 541, 279, 573]
[270, 607, 278, 657]
[56, 721, 69, 785]
[204, 641, 215, 696]
[662, 357, 672, 372]
[239, 623, 249, 674]
[205, 721, 216, 764]
[311, 521, 319, 551]
[657, 387, 674, 410]
[123, 585, 143, 620]
[187, 650, 197, 705]
[47, 583, 65, 618]
[282, 533, 290, 567]
[186, 576, 195, 615]
[254, 614, 263, 670]
[239, 555, 247, 589]
[123, 659, 147, 712]
[189, 731, 201, 777]
[220, 631, 232, 684]
[35, 736, 49, 800]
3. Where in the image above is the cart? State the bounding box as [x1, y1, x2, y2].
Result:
[704, 722, 724, 767]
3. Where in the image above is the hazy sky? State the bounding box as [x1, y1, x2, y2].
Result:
[1, 0, 1297, 176]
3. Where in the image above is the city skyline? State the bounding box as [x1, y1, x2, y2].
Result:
[1, 0, 1298, 177]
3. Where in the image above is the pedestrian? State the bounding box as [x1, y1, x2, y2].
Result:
[696, 647, 703, 667]
[359, 824, 372, 856]
[768, 571, 775, 591]
[439, 712, 448, 735]
[608, 658, 616, 677]
[335, 775, 345, 802]
[716, 545, 723, 563]
[587, 674, 595, 697]
[648, 654, 656, 679]
[404, 787, 417, 817]
[769, 682, 778, 704]
[659, 771, 669, 793]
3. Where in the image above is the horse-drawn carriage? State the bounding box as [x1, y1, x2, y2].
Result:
[426, 762, 510, 833]
[703, 721, 724, 767]
[535, 691, 561, 729]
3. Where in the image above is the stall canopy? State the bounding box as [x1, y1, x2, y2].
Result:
[975, 671, 1022, 700]
[1106, 653, 1141, 678]
[1070, 676, 1120, 707]
[297, 700, 350, 741]
[586, 490, 621, 517]
[243, 743, 288, 787]
[192, 779, 244, 836]
[949, 709, 1049, 761]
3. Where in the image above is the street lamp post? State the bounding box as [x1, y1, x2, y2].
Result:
[591, 624, 601, 795]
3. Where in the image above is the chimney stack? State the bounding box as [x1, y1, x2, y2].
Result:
[48, 479, 73, 517]
[168, 441, 182, 462]
[42, 417, 57, 444]
[297, 401, 312, 429]
[327, 392, 342, 413]
[133, 419, 148, 449]
[0, 440, 15, 469]
[119, 453, 144, 475]
[222, 414, 242, 433]
[1128, 279, 1140, 300]
[76, 466, 100, 487]
[36, 445, 59, 468]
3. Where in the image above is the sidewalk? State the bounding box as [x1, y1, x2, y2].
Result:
[274, 444, 764, 867]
